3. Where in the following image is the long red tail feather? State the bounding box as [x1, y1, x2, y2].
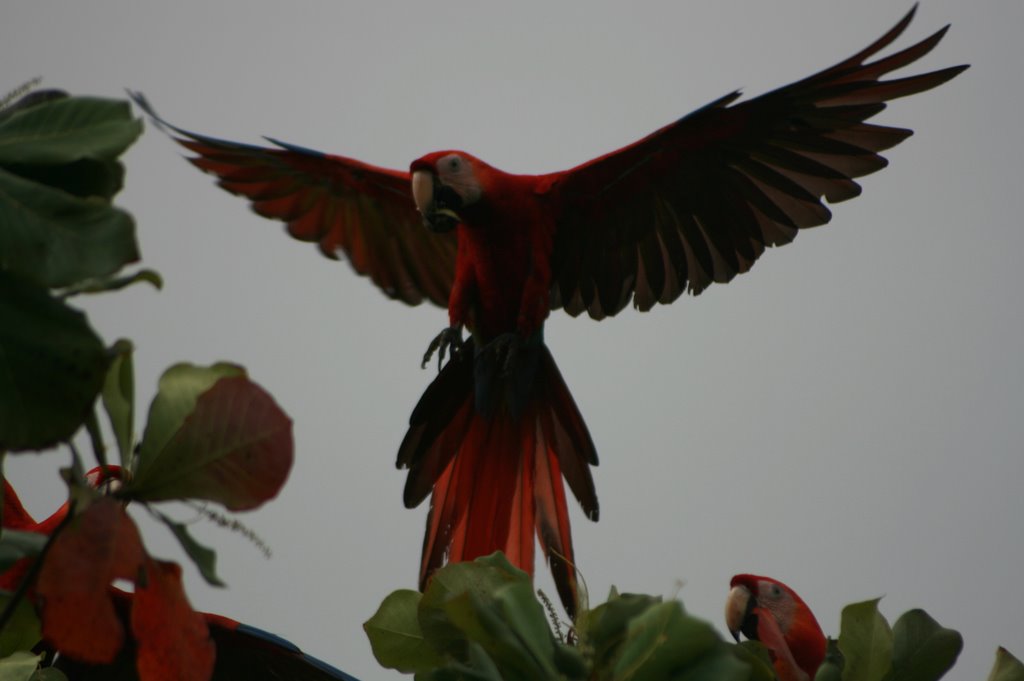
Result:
[398, 341, 598, 616]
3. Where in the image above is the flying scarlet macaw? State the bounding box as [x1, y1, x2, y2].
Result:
[130, 6, 965, 616]
[726, 574, 826, 681]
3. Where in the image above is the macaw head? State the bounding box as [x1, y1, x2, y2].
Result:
[410, 151, 485, 232]
[726, 574, 826, 681]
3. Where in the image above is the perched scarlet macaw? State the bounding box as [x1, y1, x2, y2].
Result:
[130, 6, 965, 616]
[726, 574, 826, 681]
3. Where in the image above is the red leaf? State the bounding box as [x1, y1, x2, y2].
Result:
[131, 373, 293, 510]
[36, 498, 146, 663]
[35, 499, 215, 680]
[132, 560, 215, 681]
[1, 467, 120, 591]
[174, 375, 293, 510]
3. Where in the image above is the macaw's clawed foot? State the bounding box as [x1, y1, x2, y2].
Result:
[484, 332, 524, 376]
[422, 325, 464, 371]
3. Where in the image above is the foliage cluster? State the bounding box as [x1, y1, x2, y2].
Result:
[0, 86, 293, 680]
[365, 552, 1024, 681]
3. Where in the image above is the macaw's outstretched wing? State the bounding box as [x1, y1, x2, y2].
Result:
[544, 6, 968, 319]
[129, 92, 456, 308]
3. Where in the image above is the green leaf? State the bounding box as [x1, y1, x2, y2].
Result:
[0, 651, 41, 681]
[442, 591, 497, 652]
[0, 272, 109, 451]
[493, 580, 555, 661]
[988, 648, 1024, 681]
[61, 268, 162, 297]
[0, 97, 141, 164]
[3, 159, 124, 201]
[733, 640, 778, 681]
[441, 589, 557, 681]
[0, 531, 47, 573]
[838, 598, 893, 681]
[0, 591, 41, 656]
[127, 363, 293, 510]
[818, 662, 846, 681]
[29, 669, 67, 681]
[410, 553, 563, 681]
[472, 552, 530, 580]
[887, 609, 962, 681]
[364, 589, 443, 674]
[0, 166, 139, 288]
[101, 339, 134, 469]
[155, 511, 225, 587]
[552, 639, 587, 678]
[577, 591, 663, 669]
[489, 580, 560, 678]
[610, 600, 719, 681]
[464, 641, 504, 681]
[0, 90, 133, 205]
[425, 642, 504, 681]
[815, 639, 845, 681]
[674, 651, 750, 681]
[418, 552, 526, 658]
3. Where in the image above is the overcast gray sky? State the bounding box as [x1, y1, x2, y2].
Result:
[4, 1, 1020, 679]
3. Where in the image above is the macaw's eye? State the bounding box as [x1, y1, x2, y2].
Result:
[449, 157, 461, 171]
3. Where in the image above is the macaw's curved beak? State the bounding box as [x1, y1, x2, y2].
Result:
[412, 169, 462, 233]
[725, 584, 758, 643]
